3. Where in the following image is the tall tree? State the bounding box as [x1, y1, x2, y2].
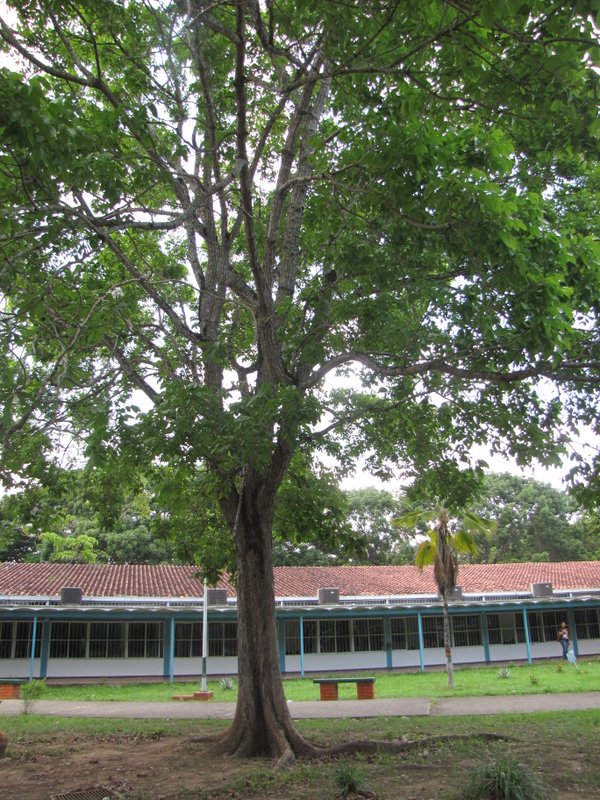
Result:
[471, 472, 589, 562]
[346, 487, 415, 564]
[0, 1, 599, 761]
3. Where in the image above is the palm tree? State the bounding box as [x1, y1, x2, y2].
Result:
[394, 505, 495, 688]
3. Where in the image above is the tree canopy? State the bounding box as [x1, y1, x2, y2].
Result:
[470, 472, 598, 562]
[0, 0, 599, 761]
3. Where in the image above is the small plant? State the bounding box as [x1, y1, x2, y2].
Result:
[556, 663, 564, 673]
[529, 674, 540, 686]
[20, 679, 46, 715]
[233, 768, 273, 793]
[334, 757, 365, 797]
[497, 667, 511, 679]
[458, 753, 549, 800]
[219, 676, 235, 691]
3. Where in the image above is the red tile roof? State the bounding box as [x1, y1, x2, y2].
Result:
[274, 562, 600, 596]
[0, 562, 231, 598]
[1, 561, 599, 599]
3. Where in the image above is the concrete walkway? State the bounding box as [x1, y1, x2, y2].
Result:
[1, 692, 599, 719]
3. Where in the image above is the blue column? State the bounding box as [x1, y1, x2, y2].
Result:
[417, 613, 425, 672]
[522, 609, 532, 664]
[384, 617, 393, 669]
[28, 615, 38, 682]
[299, 616, 305, 678]
[163, 618, 175, 681]
[481, 613, 490, 663]
[278, 619, 286, 674]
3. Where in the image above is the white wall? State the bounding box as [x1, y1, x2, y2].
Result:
[45, 658, 164, 679]
[172, 656, 238, 677]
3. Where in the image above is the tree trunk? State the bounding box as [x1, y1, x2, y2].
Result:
[211, 473, 317, 762]
[441, 593, 455, 689]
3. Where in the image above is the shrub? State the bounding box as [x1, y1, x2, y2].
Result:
[497, 667, 511, 679]
[219, 677, 236, 691]
[20, 679, 46, 715]
[459, 753, 549, 800]
[334, 757, 364, 797]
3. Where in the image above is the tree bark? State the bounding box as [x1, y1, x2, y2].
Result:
[441, 593, 455, 689]
[211, 472, 318, 761]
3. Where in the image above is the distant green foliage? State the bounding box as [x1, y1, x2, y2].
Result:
[470, 473, 598, 563]
[344, 488, 415, 565]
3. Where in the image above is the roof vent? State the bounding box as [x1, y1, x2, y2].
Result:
[318, 587, 340, 605]
[60, 587, 83, 604]
[205, 588, 228, 606]
[531, 582, 553, 597]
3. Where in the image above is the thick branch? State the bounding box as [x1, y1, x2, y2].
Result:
[302, 350, 600, 391]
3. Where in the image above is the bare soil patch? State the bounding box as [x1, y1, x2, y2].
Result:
[0, 717, 598, 800]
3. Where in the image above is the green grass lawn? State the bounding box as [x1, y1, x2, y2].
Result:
[38, 657, 600, 703]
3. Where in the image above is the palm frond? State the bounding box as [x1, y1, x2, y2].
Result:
[451, 528, 479, 557]
[392, 510, 438, 529]
[415, 539, 436, 569]
[461, 512, 497, 536]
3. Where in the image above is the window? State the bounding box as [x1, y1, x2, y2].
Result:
[49, 621, 163, 659]
[0, 621, 42, 659]
[303, 620, 317, 654]
[528, 611, 563, 644]
[390, 617, 420, 650]
[50, 622, 87, 658]
[129, 622, 163, 658]
[0, 622, 11, 659]
[174, 622, 202, 657]
[574, 609, 600, 640]
[320, 619, 351, 653]
[89, 622, 125, 658]
[487, 613, 526, 645]
[353, 619, 384, 652]
[422, 616, 444, 648]
[452, 615, 482, 647]
[208, 621, 238, 656]
[284, 620, 301, 655]
[287, 619, 384, 654]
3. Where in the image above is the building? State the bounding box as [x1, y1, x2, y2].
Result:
[1, 561, 599, 681]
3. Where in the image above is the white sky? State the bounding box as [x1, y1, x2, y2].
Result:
[338, 439, 595, 495]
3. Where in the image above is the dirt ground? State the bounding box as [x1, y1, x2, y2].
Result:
[1, 720, 599, 800]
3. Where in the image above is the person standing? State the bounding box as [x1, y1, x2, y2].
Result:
[557, 621, 569, 659]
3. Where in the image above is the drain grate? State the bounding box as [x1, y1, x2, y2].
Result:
[49, 788, 117, 800]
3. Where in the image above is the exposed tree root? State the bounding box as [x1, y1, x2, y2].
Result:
[188, 733, 225, 744]
[273, 746, 296, 771]
[202, 717, 321, 762]
[191, 728, 512, 766]
[320, 731, 512, 757]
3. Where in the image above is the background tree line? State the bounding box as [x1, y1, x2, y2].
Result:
[1, 468, 597, 566]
